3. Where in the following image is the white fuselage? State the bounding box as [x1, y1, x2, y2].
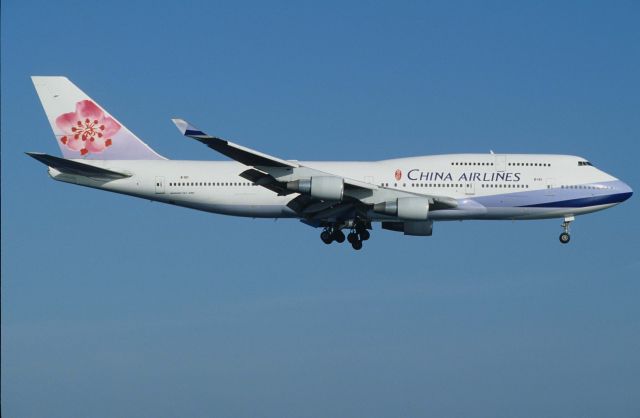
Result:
[48, 153, 632, 223]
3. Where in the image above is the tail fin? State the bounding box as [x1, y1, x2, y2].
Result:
[31, 76, 165, 160]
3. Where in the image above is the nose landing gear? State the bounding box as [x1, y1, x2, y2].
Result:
[559, 216, 574, 244]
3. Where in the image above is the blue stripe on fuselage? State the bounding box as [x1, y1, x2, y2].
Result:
[470, 180, 632, 209]
[521, 192, 632, 208]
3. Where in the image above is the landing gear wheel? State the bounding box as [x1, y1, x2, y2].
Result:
[320, 230, 333, 244]
[347, 232, 358, 244]
[559, 216, 574, 244]
[351, 239, 363, 250]
[334, 230, 345, 243]
[358, 229, 370, 241]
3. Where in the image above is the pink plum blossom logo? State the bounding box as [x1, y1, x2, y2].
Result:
[395, 169, 402, 181]
[55, 100, 120, 156]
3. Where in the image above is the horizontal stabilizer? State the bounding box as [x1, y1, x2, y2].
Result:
[26, 152, 131, 179]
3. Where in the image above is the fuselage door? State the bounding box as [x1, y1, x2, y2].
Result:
[465, 182, 475, 195]
[495, 155, 506, 172]
[155, 176, 165, 194]
[545, 178, 555, 196]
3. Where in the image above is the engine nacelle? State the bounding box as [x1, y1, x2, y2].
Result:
[373, 197, 430, 220]
[287, 176, 344, 201]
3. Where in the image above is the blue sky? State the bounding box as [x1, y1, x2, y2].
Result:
[2, 1, 639, 417]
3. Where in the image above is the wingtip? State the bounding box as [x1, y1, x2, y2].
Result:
[171, 118, 206, 137]
[171, 118, 189, 134]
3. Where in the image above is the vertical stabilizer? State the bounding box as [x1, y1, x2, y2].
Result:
[31, 76, 165, 160]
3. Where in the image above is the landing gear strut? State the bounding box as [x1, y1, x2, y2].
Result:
[559, 216, 574, 244]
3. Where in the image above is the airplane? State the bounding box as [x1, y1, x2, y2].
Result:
[28, 76, 633, 250]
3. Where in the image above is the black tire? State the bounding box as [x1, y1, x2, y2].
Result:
[334, 230, 345, 243]
[320, 230, 333, 244]
[559, 232, 570, 244]
[347, 232, 358, 244]
[352, 239, 363, 250]
[359, 229, 370, 241]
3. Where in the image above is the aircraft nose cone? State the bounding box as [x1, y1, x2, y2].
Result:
[618, 181, 633, 202]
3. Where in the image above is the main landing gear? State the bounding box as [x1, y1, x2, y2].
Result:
[320, 228, 345, 244]
[320, 222, 370, 250]
[559, 216, 574, 244]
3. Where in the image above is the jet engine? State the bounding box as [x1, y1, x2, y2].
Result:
[287, 176, 344, 201]
[373, 197, 430, 220]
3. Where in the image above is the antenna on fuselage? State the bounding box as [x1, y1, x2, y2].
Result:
[489, 150, 495, 154]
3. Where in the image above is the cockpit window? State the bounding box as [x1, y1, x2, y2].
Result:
[578, 161, 593, 166]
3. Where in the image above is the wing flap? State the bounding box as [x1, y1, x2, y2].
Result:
[238, 168, 294, 195]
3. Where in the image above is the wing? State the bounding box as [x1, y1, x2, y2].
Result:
[172, 119, 379, 193]
[171, 119, 457, 219]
